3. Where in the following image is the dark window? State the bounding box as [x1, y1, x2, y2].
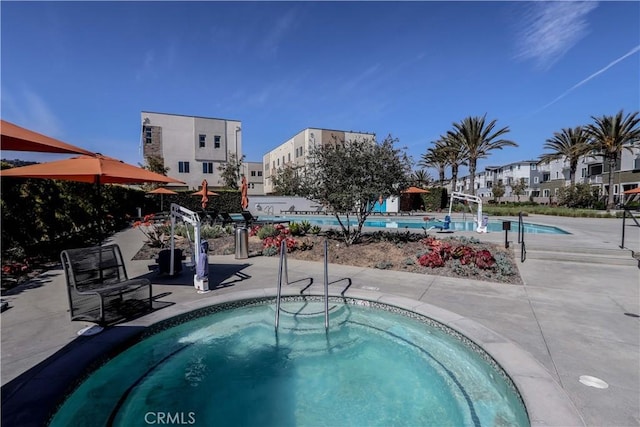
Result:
[251, 171, 256, 177]
[178, 161, 190, 173]
[199, 134, 206, 148]
[203, 162, 214, 174]
[288, 153, 291, 162]
[257, 171, 263, 177]
[214, 136, 221, 149]
[144, 126, 152, 144]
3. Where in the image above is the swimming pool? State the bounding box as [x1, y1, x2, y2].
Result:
[50, 298, 529, 426]
[261, 215, 569, 234]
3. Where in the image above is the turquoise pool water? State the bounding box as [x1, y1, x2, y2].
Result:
[261, 215, 569, 234]
[50, 299, 529, 427]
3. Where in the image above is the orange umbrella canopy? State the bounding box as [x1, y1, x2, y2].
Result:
[1, 119, 95, 155]
[0, 154, 184, 185]
[241, 175, 249, 210]
[147, 187, 178, 195]
[623, 187, 640, 195]
[402, 186, 430, 194]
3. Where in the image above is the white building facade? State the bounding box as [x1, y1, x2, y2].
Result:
[263, 128, 375, 194]
[141, 111, 242, 190]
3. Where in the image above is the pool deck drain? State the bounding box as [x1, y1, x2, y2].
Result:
[2, 213, 639, 427]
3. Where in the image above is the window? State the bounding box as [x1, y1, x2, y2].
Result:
[214, 136, 221, 149]
[534, 176, 539, 184]
[257, 171, 262, 177]
[251, 171, 256, 177]
[277, 158, 280, 166]
[199, 134, 206, 148]
[144, 126, 152, 144]
[581, 168, 587, 177]
[543, 173, 550, 182]
[203, 162, 214, 174]
[272, 161, 275, 169]
[531, 164, 537, 170]
[178, 161, 190, 173]
[288, 153, 291, 162]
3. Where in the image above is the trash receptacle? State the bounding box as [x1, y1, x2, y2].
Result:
[235, 227, 249, 259]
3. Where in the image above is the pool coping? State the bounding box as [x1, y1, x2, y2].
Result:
[83, 287, 585, 427]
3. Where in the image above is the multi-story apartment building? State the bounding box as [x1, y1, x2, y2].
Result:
[141, 111, 242, 190]
[263, 128, 375, 194]
[454, 147, 639, 203]
[242, 161, 264, 195]
[456, 160, 541, 199]
[537, 147, 640, 201]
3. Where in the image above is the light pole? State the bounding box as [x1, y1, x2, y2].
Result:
[235, 126, 241, 185]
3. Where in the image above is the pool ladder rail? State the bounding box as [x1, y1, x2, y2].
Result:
[275, 239, 330, 331]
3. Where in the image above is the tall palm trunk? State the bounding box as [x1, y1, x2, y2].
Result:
[606, 154, 617, 210]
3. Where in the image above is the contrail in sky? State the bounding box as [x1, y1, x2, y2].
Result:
[535, 44, 640, 114]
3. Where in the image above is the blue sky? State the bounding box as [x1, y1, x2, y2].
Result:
[2, 1, 639, 179]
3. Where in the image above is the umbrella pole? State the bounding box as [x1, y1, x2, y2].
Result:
[95, 175, 102, 245]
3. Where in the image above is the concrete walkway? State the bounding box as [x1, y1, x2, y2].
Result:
[1, 214, 638, 426]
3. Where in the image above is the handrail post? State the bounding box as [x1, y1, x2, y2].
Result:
[275, 239, 287, 331]
[620, 209, 626, 249]
[324, 239, 329, 330]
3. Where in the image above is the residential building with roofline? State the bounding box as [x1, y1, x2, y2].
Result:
[140, 111, 242, 191]
[262, 128, 376, 194]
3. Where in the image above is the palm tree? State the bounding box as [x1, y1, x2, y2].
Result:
[451, 115, 517, 195]
[585, 110, 640, 210]
[434, 134, 468, 194]
[411, 169, 431, 188]
[539, 126, 591, 185]
[418, 145, 448, 185]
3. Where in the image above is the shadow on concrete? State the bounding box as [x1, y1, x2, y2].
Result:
[1, 324, 148, 427]
[135, 263, 252, 290]
[1, 269, 62, 297]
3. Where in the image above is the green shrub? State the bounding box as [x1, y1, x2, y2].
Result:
[200, 224, 231, 239]
[257, 224, 279, 239]
[299, 220, 312, 233]
[288, 222, 303, 236]
[309, 225, 322, 235]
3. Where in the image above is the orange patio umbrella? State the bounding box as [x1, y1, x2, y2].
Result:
[240, 175, 249, 210]
[623, 187, 640, 195]
[147, 187, 178, 211]
[1, 119, 95, 155]
[402, 186, 430, 194]
[0, 154, 184, 242]
[191, 180, 218, 209]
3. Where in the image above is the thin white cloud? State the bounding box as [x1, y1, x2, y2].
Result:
[1, 86, 63, 138]
[535, 44, 640, 113]
[516, 1, 598, 70]
[259, 8, 297, 58]
[339, 64, 381, 93]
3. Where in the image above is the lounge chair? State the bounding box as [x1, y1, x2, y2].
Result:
[241, 211, 290, 227]
[219, 212, 242, 226]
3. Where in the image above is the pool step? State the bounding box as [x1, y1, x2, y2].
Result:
[519, 245, 638, 266]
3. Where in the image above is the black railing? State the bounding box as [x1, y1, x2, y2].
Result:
[518, 212, 526, 263]
[620, 207, 640, 251]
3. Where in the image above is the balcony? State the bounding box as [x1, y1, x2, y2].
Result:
[588, 176, 603, 184]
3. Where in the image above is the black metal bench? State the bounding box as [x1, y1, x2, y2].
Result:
[60, 244, 152, 325]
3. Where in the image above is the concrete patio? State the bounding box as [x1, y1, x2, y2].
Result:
[1, 214, 638, 426]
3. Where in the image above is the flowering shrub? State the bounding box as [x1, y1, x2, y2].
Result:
[418, 251, 445, 267]
[262, 234, 298, 254]
[2, 262, 29, 275]
[249, 225, 261, 237]
[475, 250, 496, 269]
[133, 214, 169, 248]
[452, 245, 475, 265]
[417, 236, 498, 271]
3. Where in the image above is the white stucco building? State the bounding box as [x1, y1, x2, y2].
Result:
[141, 111, 242, 190]
[262, 128, 375, 194]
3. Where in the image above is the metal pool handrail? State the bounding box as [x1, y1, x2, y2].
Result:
[275, 240, 288, 330]
[275, 239, 330, 331]
[517, 212, 526, 262]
